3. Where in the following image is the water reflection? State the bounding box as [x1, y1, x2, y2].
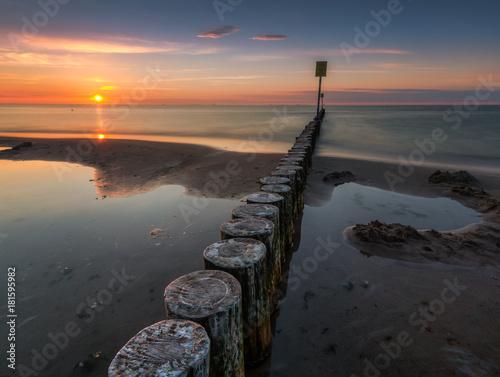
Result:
[247, 183, 496, 377]
[305, 182, 480, 231]
[0, 160, 244, 376]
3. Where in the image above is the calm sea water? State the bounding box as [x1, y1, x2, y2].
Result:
[0, 104, 499, 172]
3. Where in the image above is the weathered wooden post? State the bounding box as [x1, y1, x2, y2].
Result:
[288, 150, 310, 171]
[277, 165, 305, 189]
[280, 156, 307, 174]
[220, 217, 278, 294]
[259, 176, 290, 187]
[260, 184, 293, 250]
[271, 169, 298, 219]
[277, 165, 306, 213]
[292, 143, 312, 158]
[296, 136, 314, 151]
[231, 204, 282, 264]
[246, 191, 287, 260]
[203, 238, 272, 367]
[109, 319, 210, 377]
[164, 270, 244, 377]
[279, 159, 300, 166]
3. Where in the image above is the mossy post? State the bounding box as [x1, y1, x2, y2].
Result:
[260, 184, 293, 250]
[231, 204, 282, 266]
[203, 238, 272, 367]
[220, 217, 278, 295]
[108, 319, 210, 377]
[164, 270, 244, 377]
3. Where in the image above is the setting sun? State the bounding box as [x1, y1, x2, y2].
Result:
[94, 95, 103, 102]
[97, 134, 106, 139]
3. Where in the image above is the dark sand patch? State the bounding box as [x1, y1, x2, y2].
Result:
[345, 220, 500, 266]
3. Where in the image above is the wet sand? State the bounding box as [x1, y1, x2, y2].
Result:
[0, 137, 282, 199]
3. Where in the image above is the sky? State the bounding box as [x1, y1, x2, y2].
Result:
[0, 0, 499, 105]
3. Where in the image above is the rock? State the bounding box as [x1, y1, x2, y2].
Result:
[451, 185, 490, 198]
[342, 281, 355, 290]
[428, 170, 478, 185]
[323, 171, 355, 185]
[352, 220, 424, 243]
[12, 141, 33, 150]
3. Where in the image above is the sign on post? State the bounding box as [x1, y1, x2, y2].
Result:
[315, 61, 328, 77]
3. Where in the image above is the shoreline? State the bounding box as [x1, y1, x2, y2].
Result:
[3, 136, 500, 199]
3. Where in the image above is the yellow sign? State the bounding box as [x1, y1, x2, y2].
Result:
[315, 61, 327, 77]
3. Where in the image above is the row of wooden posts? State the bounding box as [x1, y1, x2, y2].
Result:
[108, 109, 326, 377]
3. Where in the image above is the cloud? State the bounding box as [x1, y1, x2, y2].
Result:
[0, 34, 222, 56]
[251, 35, 288, 41]
[326, 48, 410, 56]
[163, 75, 265, 82]
[15, 36, 179, 54]
[0, 52, 86, 67]
[374, 63, 443, 70]
[197, 26, 241, 39]
[99, 86, 117, 91]
[232, 54, 286, 61]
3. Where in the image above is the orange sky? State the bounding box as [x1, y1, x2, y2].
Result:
[1, 1, 499, 105]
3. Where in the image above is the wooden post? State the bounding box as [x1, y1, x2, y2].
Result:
[231, 204, 282, 266]
[259, 176, 290, 187]
[271, 169, 298, 219]
[279, 159, 300, 166]
[292, 143, 312, 158]
[280, 156, 307, 174]
[287, 150, 311, 171]
[220, 217, 278, 294]
[164, 270, 244, 377]
[109, 319, 210, 377]
[203, 238, 271, 367]
[277, 165, 306, 213]
[316, 76, 322, 119]
[277, 165, 305, 189]
[260, 184, 293, 250]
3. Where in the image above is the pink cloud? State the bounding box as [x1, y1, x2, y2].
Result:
[197, 26, 241, 39]
[251, 34, 288, 41]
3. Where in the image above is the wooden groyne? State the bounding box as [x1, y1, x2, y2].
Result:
[109, 108, 325, 376]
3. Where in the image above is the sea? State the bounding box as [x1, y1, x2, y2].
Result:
[0, 105, 499, 376]
[0, 104, 499, 172]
